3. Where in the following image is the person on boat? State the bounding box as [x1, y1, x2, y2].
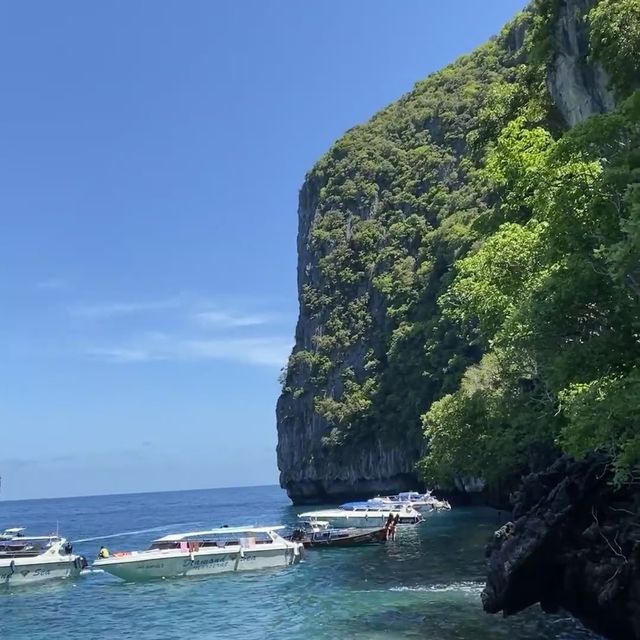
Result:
[384, 513, 394, 540]
[98, 546, 109, 559]
[391, 514, 401, 540]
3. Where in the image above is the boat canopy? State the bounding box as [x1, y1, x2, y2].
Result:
[3, 527, 25, 535]
[0, 528, 60, 544]
[0, 527, 26, 539]
[153, 526, 286, 543]
[340, 502, 411, 512]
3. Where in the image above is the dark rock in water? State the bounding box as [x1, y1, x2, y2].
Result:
[482, 454, 640, 640]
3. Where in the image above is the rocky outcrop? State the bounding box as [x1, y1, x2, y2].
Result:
[276, 146, 428, 505]
[546, 0, 615, 126]
[276, 0, 617, 505]
[278, 367, 424, 504]
[482, 454, 640, 640]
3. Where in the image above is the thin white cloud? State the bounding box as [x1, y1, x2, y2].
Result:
[86, 334, 292, 368]
[193, 310, 277, 328]
[71, 294, 292, 367]
[71, 297, 183, 319]
[86, 346, 154, 363]
[37, 278, 70, 291]
[184, 337, 292, 367]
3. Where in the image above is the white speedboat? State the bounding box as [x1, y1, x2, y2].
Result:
[298, 503, 423, 528]
[368, 491, 451, 512]
[93, 526, 303, 581]
[0, 527, 87, 586]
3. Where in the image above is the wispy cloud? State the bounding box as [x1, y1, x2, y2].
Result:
[193, 310, 278, 328]
[86, 333, 292, 368]
[87, 346, 153, 363]
[70, 296, 183, 319]
[37, 278, 70, 291]
[69, 292, 292, 367]
[184, 337, 292, 366]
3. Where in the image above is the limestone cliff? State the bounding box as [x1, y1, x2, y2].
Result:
[276, 0, 617, 505]
[546, 0, 615, 126]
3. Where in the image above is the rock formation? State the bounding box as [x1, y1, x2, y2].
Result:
[546, 0, 614, 126]
[276, 0, 620, 505]
[482, 454, 640, 640]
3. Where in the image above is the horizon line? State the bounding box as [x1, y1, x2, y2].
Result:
[0, 482, 283, 504]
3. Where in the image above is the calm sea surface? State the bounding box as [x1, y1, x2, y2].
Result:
[0, 485, 598, 639]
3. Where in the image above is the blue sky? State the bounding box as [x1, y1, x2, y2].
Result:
[0, 0, 527, 500]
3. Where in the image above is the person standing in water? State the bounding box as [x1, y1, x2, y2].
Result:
[391, 514, 401, 541]
[384, 513, 394, 540]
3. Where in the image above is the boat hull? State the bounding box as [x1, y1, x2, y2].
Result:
[303, 528, 386, 547]
[304, 515, 420, 529]
[0, 559, 82, 586]
[97, 546, 300, 581]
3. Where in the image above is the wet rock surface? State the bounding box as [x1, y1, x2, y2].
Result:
[482, 454, 640, 640]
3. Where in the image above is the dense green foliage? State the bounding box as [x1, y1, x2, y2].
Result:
[280, 0, 640, 489]
[419, 0, 640, 487]
[589, 0, 640, 95]
[422, 94, 640, 485]
[283, 28, 537, 451]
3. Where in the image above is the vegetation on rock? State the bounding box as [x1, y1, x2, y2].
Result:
[279, 0, 640, 495]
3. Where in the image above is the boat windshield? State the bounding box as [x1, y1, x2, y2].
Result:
[398, 492, 422, 501]
[342, 502, 381, 511]
[298, 520, 327, 527]
[0, 536, 59, 557]
[149, 530, 276, 551]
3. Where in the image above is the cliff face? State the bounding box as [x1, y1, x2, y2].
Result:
[277, 0, 617, 505]
[277, 176, 426, 503]
[546, 0, 615, 126]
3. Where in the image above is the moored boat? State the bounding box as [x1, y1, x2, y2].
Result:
[287, 520, 387, 548]
[298, 503, 423, 528]
[0, 527, 87, 586]
[367, 491, 452, 512]
[93, 526, 303, 581]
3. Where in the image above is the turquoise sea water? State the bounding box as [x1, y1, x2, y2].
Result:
[0, 485, 598, 639]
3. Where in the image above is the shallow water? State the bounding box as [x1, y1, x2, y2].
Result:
[0, 485, 598, 639]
